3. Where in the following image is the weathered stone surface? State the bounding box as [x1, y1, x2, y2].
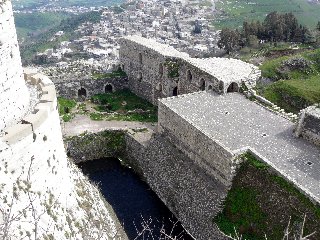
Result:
[0, 0, 30, 131]
[296, 106, 320, 147]
[54, 77, 128, 99]
[119, 35, 260, 105]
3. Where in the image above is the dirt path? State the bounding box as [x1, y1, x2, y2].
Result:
[62, 114, 157, 137]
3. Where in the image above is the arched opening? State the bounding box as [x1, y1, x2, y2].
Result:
[137, 72, 142, 81]
[156, 83, 162, 91]
[186, 70, 192, 82]
[227, 82, 239, 93]
[139, 53, 142, 64]
[105, 84, 113, 93]
[173, 87, 178, 96]
[208, 85, 213, 91]
[78, 88, 87, 98]
[199, 79, 205, 91]
[159, 63, 164, 76]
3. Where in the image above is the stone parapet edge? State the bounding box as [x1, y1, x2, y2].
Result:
[1, 70, 57, 144]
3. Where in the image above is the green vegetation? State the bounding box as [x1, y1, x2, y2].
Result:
[90, 90, 157, 122]
[164, 60, 180, 78]
[14, 12, 71, 39]
[213, 0, 320, 29]
[258, 48, 320, 112]
[92, 69, 127, 80]
[18, 11, 101, 63]
[215, 152, 320, 239]
[58, 97, 77, 122]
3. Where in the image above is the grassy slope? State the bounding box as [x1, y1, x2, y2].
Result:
[258, 48, 320, 113]
[213, 0, 320, 29]
[15, 12, 71, 39]
[215, 153, 320, 240]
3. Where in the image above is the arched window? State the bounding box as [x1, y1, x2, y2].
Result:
[105, 84, 113, 93]
[208, 85, 213, 91]
[78, 88, 87, 98]
[173, 87, 178, 96]
[159, 63, 164, 76]
[227, 82, 239, 93]
[139, 53, 142, 64]
[186, 70, 192, 82]
[199, 79, 205, 91]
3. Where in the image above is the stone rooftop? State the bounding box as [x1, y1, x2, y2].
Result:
[123, 35, 260, 84]
[160, 91, 320, 203]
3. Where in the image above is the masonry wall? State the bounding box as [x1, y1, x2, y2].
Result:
[125, 133, 228, 240]
[296, 106, 320, 147]
[119, 38, 223, 105]
[0, 0, 30, 131]
[54, 77, 128, 99]
[158, 99, 235, 187]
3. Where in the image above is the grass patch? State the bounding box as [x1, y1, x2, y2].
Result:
[90, 89, 158, 122]
[215, 153, 320, 239]
[258, 48, 320, 112]
[90, 113, 104, 121]
[58, 97, 77, 122]
[213, 0, 320, 29]
[92, 69, 127, 80]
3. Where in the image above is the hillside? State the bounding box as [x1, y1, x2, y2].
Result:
[213, 0, 320, 29]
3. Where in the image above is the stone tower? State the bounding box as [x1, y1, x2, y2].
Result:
[0, 0, 30, 131]
[0, 1, 122, 239]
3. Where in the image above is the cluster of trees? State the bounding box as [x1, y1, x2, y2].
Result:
[218, 12, 318, 54]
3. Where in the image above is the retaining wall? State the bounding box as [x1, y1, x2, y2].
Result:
[54, 77, 128, 99]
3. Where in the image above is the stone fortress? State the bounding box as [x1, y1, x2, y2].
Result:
[117, 35, 320, 238]
[0, 1, 125, 239]
[1, 0, 320, 238]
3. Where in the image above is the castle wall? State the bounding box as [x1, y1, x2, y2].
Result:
[54, 77, 128, 99]
[119, 36, 260, 105]
[295, 106, 320, 147]
[0, 72, 124, 239]
[124, 133, 228, 240]
[158, 98, 235, 187]
[0, 0, 30, 131]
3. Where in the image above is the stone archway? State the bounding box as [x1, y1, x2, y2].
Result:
[139, 53, 142, 64]
[186, 70, 193, 82]
[105, 84, 114, 93]
[199, 78, 205, 91]
[78, 87, 87, 98]
[173, 86, 178, 96]
[227, 82, 239, 93]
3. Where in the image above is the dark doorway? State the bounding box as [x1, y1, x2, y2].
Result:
[105, 84, 113, 93]
[200, 79, 205, 91]
[173, 87, 178, 96]
[78, 88, 87, 98]
[187, 70, 192, 82]
[227, 82, 239, 93]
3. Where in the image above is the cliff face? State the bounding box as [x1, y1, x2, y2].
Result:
[0, 1, 125, 239]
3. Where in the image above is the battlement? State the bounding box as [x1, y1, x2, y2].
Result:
[2, 71, 57, 144]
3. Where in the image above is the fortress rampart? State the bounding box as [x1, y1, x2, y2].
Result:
[0, 0, 30, 130]
[0, 2, 125, 239]
[120, 35, 260, 105]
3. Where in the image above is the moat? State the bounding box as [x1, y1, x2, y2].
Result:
[78, 157, 194, 240]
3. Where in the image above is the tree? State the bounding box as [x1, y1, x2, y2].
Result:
[317, 21, 320, 31]
[217, 28, 241, 54]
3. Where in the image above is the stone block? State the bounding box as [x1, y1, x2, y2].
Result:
[2, 123, 33, 144]
[22, 110, 48, 130]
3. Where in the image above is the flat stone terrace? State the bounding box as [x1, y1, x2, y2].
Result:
[160, 91, 320, 203]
